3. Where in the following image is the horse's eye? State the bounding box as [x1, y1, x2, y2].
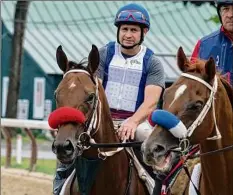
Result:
[86, 93, 95, 104]
[54, 92, 58, 101]
[195, 100, 203, 108]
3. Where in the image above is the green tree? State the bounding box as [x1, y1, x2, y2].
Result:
[183, 1, 215, 6]
[182, 1, 220, 24]
[3, 0, 30, 168]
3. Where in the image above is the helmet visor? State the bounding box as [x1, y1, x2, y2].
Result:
[116, 10, 148, 23]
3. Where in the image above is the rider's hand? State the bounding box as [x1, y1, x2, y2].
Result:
[117, 118, 138, 141]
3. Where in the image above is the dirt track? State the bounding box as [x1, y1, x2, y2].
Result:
[1, 167, 53, 195]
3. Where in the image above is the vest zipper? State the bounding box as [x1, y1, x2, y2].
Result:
[220, 43, 227, 68]
[117, 60, 128, 110]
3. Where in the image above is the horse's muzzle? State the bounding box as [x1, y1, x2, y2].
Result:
[52, 139, 75, 163]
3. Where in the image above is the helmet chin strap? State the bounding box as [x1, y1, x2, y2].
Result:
[120, 43, 139, 50]
[217, 6, 223, 23]
[117, 26, 144, 50]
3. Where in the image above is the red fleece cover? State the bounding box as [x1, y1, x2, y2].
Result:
[48, 107, 86, 129]
[148, 112, 156, 127]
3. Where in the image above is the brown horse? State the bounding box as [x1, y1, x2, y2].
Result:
[49, 45, 149, 195]
[142, 47, 233, 195]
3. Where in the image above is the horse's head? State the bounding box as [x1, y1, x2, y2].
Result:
[142, 47, 219, 175]
[49, 45, 100, 164]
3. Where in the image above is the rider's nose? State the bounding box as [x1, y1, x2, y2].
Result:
[125, 30, 132, 37]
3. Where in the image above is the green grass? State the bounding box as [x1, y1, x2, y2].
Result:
[1, 156, 57, 175]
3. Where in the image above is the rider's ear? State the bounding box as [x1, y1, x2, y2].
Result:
[143, 28, 149, 35]
[177, 47, 189, 72]
[204, 57, 216, 83]
[87, 45, 100, 75]
[56, 45, 69, 72]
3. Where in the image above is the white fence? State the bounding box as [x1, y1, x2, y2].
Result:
[1, 118, 53, 130]
[1, 118, 55, 170]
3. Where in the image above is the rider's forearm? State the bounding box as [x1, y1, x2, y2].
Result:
[129, 101, 157, 125]
[129, 85, 163, 125]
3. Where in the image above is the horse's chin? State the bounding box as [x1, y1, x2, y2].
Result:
[58, 158, 74, 164]
[57, 151, 78, 164]
[151, 152, 180, 175]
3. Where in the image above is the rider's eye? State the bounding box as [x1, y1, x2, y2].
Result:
[86, 93, 95, 104]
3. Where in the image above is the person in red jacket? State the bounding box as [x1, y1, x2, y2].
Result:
[191, 0, 233, 86]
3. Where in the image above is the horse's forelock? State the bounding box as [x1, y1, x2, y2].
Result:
[67, 59, 88, 72]
[186, 59, 206, 73]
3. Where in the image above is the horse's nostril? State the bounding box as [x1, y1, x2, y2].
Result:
[52, 141, 57, 154]
[64, 140, 70, 147]
[153, 144, 165, 154]
[52, 140, 75, 157]
[63, 140, 74, 154]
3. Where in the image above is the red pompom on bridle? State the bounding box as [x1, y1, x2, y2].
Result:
[48, 107, 86, 129]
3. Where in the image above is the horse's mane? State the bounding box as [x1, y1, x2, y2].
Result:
[185, 59, 207, 74]
[220, 76, 233, 109]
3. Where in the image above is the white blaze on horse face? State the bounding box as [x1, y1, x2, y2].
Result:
[69, 82, 76, 89]
[169, 85, 187, 108]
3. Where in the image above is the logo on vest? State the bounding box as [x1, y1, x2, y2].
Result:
[130, 59, 141, 66]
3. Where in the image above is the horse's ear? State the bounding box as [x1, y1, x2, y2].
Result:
[87, 45, 99, 74]
[56, 45, 68, 72]
[177, 47, 189, 72]
[204, 57, 216, 82]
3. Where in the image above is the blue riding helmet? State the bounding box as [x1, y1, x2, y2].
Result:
[114, 3, 150, 30]
[216, 0, 233, 23]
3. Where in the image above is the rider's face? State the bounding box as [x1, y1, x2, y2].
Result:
[118, 24, 147, 47]
[220, 5, 233, 33]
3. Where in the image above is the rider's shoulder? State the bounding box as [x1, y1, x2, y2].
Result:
[106, 41, 117, 48]
[99, 41, 116, 54]
[147, 53, 163, 70]
[98, 44, 109, 57]
[145, 48, 159, 62]
[200, 29, 221, 43]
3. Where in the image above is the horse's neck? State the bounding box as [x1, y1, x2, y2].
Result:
[87, 90, 132, 195]
[200, 86, 233, 195]
[93, 85, 120, 145]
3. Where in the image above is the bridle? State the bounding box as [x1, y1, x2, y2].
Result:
[60, 69, 138, 195]
[62, 69, 100, 152]
[172, 73, 221, 154]
[180, 75, 233, 156]
[62, 69, 126, 159]
[161, 73, 233, 195]
[181, 73, 221, 140]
